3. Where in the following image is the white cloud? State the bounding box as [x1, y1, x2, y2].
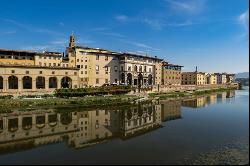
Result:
[239, 10, 249, 29]
[165, 0, 206, 14]
[59, 22, 65, 26]
[114, 15, 129, 22]
[0, 30, 17, 36]
[0, 18, 66, 37]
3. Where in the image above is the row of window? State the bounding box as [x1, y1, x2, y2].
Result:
[8, 70, 76, 75]
[0, 55, 33, 60]
[38, 62, 69, 68]
[121, 66, 152, 73]
[39, 56, 61, 60]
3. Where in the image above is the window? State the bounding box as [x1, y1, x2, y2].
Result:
[96, 65, 99, 71]
[105, 66, 109, 71]
[77, 65, 80, 69]
[81, 65, 83, 68]
[11, 70, 15, 74]
[52, 71, 55, 74]
[39, 62, 42, 66]
[26, 71, 29, 74]
[39, 71, 43, 74]
[74, 72, 77, 76]
[105, 55, 108, 61]
[53, 63, 56, 66]
[44, 57, 46, 59]
[85, 71, 87, 74]
[77, 59, 79, 62]
[96, 79, 99, 84]
[105, 79, 108, 84]
[121, 66, 124, 71]
[128, 66, 131, 71]
[96, 55, 100, 60]
[144, 66, 147, 72]
[85, 65, 87, 69]
[44, 63, 47, 66]
[81, 71, 83, 74]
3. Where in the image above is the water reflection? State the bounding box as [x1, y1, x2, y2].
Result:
[0, 91, 235, 154]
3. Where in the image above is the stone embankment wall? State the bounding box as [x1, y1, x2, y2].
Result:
[150, 83, 239, 93]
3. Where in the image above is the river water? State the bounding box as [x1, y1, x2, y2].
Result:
[0, 88, 249, 165]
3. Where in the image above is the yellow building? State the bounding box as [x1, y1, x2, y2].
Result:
[0, 48, 79, 95]
[162, 62, 183, 85]
[206, 73, 217, 85]
[181, 72, 206, 85]
[66, 35, 163, 88]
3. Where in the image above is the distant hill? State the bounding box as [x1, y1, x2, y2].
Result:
[236, 72, 249, 79]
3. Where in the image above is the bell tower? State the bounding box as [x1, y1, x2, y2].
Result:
[69, 32, 76, 48]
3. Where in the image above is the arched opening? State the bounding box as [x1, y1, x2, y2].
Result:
[23, 76, 32, 89]
[49, 77, 57, 89]
[138, 73, 143, 87]
[60, 112, 72, 125]
[61, 77, 72, 88]
[22, 117, 32, 130]
[121, 73, 125, 84]
[148, 74, 153, 85]
[8, 76, 18, 89]
[127, 110, 132, 120]
[0, 120, 3, 132]
[48, 114, 57, 127]
[127, 73, 132, 85]
[138, 105, 143, 117]
[8, 118, 18, 132]
[0, 76, 3, 89]
[36, 76, 45, 89]
[36, 116, 45, 128]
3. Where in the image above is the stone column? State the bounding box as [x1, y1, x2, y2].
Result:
[3, 77, 8, 93]
[32, 77, 36, 91]
[18, 76, 22, 92]
[57, 77, 61, 89]
[45, 77, 49, 91]
[18, 116, 22, 130]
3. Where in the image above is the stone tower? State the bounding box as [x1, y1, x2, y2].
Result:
[69, 32, 76, 48]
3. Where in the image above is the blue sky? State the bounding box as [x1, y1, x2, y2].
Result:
[0, 0, 249, 73]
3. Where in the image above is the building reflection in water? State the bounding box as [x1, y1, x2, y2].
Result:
[0, 91, 235, 153]
[181, 91, 235, 108]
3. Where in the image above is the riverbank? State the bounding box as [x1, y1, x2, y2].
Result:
[148, 87, 238, 100]
[0, 87, 238, 113]
[0, 95, 141, 113]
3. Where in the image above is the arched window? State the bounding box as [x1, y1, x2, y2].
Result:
[148, 74, 153, 85]
[0, 76, 3, 89]
[23, 76, 32, 89]
[8, 76, 18, 89]
[36, 76, 45, 89]
[121, 73, 125, 84]
[127, 73, 132, 85]
[61, 77, 72, 88]
[134, 65, 138, 72]
[49, 77, 57, 89]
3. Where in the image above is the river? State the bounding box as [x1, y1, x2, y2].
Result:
[0, 88, 249, 165]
